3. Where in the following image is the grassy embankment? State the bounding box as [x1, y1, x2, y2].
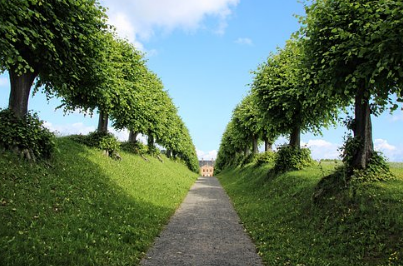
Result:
[218, 161, 403, 266]
[0, 137, 198, 265]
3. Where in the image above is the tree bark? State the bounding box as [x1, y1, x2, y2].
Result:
[129, 131, 138, 143]
[148, 134, 155, 151]
[97, 110, 108, 133]
[166, 149, 172, 158]
[351, 87, 373, 170]
[252, 135, 259, 154]
[8, 69, 37, 117]
[289, 125, 301, 149]
[264, 136, 273, 152]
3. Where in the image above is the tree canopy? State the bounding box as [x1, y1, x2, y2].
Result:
[0, 1, 199, 172]
[252, 39, 337, 148]
[301, 0, 403, 171]
[0, 0, 108, 117]
[217, 0, 403, 179]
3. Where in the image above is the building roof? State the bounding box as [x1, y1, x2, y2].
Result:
[199, 160, 215, 167]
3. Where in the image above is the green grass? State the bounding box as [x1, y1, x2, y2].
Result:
[0, 137, 198, 266]
[218, 161, 403, 266]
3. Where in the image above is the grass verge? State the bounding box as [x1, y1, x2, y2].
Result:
[0, 137, 198, 266]
[218, 161, 403, 265]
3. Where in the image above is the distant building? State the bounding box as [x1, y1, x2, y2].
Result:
[199, 159, 215, 177]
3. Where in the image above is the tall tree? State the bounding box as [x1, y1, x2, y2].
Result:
[0, 0, 107, 117]
[252, 40, 336, 149]
[112, 69, 164, 145]
[302, 0, 403, 171]
[232, 94, 262, 154]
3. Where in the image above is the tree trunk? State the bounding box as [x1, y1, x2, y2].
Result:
[289, 125, 301, 149]
[148, 134, 154, 151]
[97, 110, 108, 133]
[244, 146, 250, 157]
[264, 136, 273, 152]
[252, 135, 258, 154]
[8, 69, 37, 117]
[129, 131, 138, 143]
[351, 87, 373, 170]
[166, 149, 172, 158]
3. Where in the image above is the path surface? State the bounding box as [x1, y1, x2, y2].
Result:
[140, 176, 263, 266]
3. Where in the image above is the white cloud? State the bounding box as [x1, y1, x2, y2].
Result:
[103, 0, 239, 47]
[108, 12, 145, 50]
[109, 129, 147, 143]
[303, 139, 341, 160]
[43, 122, 148, 144]
[374, 139, 403, 161]
[109, 128, 129, 141]
[44, 122, 95, 136]
[374, 139, 397, 152]
[235, 37, 253, 46]
[197, 149, 217, 160]
[272, 137, 340, 160]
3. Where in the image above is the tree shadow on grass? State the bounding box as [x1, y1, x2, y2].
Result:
[0, 138, 175, 266]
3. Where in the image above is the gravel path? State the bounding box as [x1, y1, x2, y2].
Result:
[140, 176, 263, 266]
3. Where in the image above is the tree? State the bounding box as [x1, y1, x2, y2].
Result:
[215, 121, 238, 171]
[232, 94, 262, 155]
[252, 39, 336, 149]
[57, 32, 146, 136]
[302, 0, 403, 172]
[112, 69, 165, 148]
[0, 0, 107, 117]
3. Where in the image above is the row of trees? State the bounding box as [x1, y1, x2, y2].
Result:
[216, 0, 403, 179]
[0, 0, 199, 172]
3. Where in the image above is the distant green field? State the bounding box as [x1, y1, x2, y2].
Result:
[389, 162, 403, 169]
[218, 161, 403, 266]
[0, 137, 198, 266]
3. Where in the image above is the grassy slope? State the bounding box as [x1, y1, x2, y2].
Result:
[0, 137, 198, 266]
[218, 161, 403, 266]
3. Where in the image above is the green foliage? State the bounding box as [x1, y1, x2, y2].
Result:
[98, 134, 120, 155]
[240, 153, 255, 166]
[147, 145, 161, 156]
[218, 162, 403, 265]
[253, 151, 276, 167]
[301, 0, 403, 172]
[251, 39, 337, 142]
[0, 0, 199, 173]
[340, 123, 394, 182]
[70, 131, 120, 157]
[302, 0, 403, 106]
[351, 152, 394, 181]
[120, 141, 148, 155]
[0, 137, 198, 265]
[274, 145, 313, 172]
[0, 0, 108, 100]
[232, 94, 262, 149]
[0, 108, 55, 159]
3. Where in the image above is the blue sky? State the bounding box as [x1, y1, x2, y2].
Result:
[1, 0, 403, 161]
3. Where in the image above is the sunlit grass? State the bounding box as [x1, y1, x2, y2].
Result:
[0, 137, 198, 265]
[218, 161, 403, 265]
